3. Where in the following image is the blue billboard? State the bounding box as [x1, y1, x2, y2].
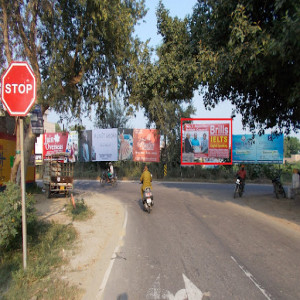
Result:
[232, 134, 283, 164]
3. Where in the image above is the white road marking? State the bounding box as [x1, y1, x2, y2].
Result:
[146, 274, 162, 299]
[146, 273, 204, 300]
[231, 256, 273, 300]
[96, 209, 128, 299]
[183, 274, 204, 299]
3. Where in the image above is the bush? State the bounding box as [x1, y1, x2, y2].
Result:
[66, 198, 94, 221]
[0, 182, 36, 252]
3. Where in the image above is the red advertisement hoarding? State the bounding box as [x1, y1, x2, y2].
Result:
[43, 132, 68, 157]
[133, 129, 160, 162]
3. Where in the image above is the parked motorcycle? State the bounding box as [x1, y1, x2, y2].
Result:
[233, 176, 244, 198]
[272, 176, 286, 198]
[142, 186, 154, 213]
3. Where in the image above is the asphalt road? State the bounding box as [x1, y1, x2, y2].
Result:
[75, 180, 300, 300]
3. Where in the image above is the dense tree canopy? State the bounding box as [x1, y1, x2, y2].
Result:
[190, 0, 300, 134]
[0, 0, 147, 119]
[94, 97, 131, 129]
[129, 2, 197, 133]
[0, 0, 147, 181]
[128, 2, 198, 162]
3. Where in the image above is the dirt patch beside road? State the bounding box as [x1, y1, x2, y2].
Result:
[231, 191, 300, 233]
[35, 190, 125, 299]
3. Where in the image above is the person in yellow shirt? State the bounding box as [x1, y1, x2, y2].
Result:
[140, 165, 152, 199]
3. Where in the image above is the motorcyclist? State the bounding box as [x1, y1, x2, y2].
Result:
[107, 162, 114, 182]
[237, 164, 247, 192]
[140, 165, 152, 200]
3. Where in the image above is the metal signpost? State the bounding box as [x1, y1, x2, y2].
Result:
[1, 61, 36, 269]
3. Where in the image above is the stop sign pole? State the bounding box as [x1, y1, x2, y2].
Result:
[1, 61, 36, 269]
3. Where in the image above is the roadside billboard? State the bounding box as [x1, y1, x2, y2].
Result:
[91, 128, 118, 161]
[66, 131, 78, 162]
[232, 133, 284, 164]
[133, 129, 160, 162]
[118, 129, 133, 161]
[78, 130, 92, 162]
[43, 132, 68, 158]
[181, 118, 232, 165]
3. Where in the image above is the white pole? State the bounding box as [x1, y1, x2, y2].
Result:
[20, 117, 27, 269]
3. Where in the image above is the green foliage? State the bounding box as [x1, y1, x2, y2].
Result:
[66, 199, 94, 221]
[284, 136, 300, 157]
[1, 0, 147, 120]
[0, 182, 36, 251]
[1, 222, 79, 300]
[94, 97, 132, 129]
[130, 2, 197, 124]
[112, 161, 144, 179]
[190, 0, 300, 134]
[55, 123, 63, 132]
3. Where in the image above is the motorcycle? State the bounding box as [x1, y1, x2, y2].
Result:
[233, 176, 244, 198]
[142, 186, 154, 213]
[272, 176, 286, 198]
[100, 171, 117, 187]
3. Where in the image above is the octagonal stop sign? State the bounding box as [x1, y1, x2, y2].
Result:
[1, 61, 36, 116]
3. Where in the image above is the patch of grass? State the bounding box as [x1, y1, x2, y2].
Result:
[66, 198, 94, 221]
[0, 221, 83, 300]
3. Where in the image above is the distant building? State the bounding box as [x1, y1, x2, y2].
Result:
[284, 154, 300, 163]
[43, 110, 56, 133]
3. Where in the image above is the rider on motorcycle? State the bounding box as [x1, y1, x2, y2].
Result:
[140, 165, 152, 199]
[237, 164, 247, 192]
[107, 162, 114, 182]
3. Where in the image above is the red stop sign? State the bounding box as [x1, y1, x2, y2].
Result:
[1, 61, 36, 116]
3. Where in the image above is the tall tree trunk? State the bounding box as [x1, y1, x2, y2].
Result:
[1, 1, 12, 64]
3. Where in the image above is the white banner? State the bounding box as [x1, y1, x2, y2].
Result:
[92, 128, 118, 161]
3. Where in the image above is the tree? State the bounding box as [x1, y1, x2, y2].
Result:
[0, 0, 147, 182]
[130, 2, 198, 106]
[94, 97, 131, 129]
[284, 137, 300, 158]
[190, 0, 300, 134]
[55, 123, 62, 132]
[129, 2, 197, 164]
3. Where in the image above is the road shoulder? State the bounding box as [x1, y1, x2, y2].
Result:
[35, 190, 125, 299]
